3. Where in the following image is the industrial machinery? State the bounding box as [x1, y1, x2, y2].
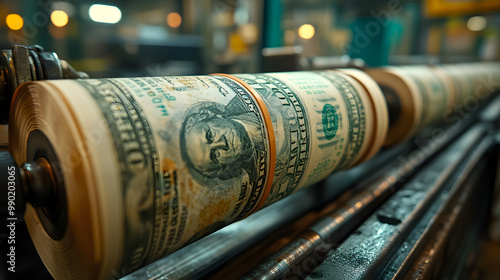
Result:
[0, 45, 499, 280]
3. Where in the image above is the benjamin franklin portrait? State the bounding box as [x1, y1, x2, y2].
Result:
[180, 98, 266, 186]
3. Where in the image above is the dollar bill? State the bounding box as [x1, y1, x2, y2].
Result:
[398, 66, 449, 128]
[78, 75, 272, 273]
[75, 71, 371, 274]
[235, 71, 367, 206]
[438, 66, 473, 106]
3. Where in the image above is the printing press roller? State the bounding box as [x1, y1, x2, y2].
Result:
[1, 45, 500, 280]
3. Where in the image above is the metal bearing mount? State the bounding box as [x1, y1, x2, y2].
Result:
[0, 44, 88, 124]
[0, 45, 88, 239]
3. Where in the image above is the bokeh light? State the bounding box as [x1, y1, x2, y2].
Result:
[51, 10, 69, 27]
[298, 24, 315, 39]
[6, 14, 23, 30]
[467, 16, 487, 32]
[89, 4, 122, 24]
[167, 12, 182, 28]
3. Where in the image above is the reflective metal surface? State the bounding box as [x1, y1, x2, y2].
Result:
[306, 125, 495, 279]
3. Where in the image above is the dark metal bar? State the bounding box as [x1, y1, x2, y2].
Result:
[480, 95, 500, 126]
[394, 135, 497, 280]
[306, 124, 491, 280]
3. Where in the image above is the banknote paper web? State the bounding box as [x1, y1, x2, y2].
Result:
[7, 63, 500, 279]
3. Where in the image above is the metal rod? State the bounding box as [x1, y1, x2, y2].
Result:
[392, 135, 496, 280]
[306, 124, 491, 280]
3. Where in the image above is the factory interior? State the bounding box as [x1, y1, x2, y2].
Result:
[1, 0, 500, 279]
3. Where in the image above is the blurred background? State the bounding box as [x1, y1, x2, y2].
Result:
[0, 0, 499, 77]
